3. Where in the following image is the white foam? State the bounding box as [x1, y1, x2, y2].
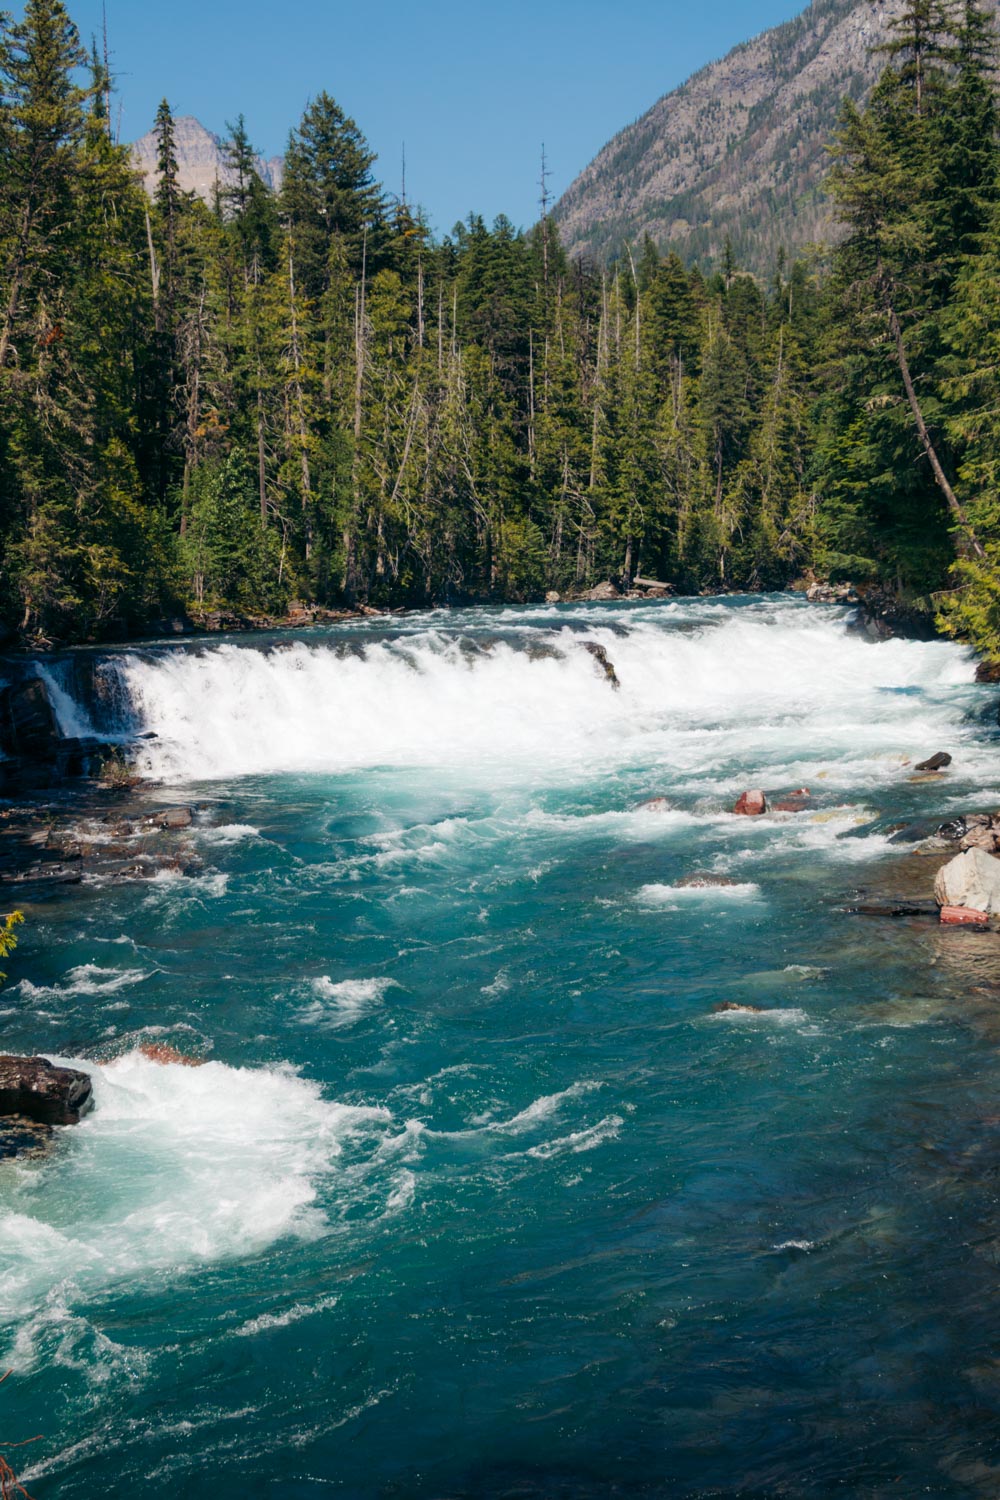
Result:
[234, 1294, 339, 1338]
[0, 1052, 390, 1357]
[296, 977, 396, 1028]
[490, 1081, 604, 1135]
[384, 1170, 416, 1215]
[526, 1115, 623, 1159]
[636, 882, 762, 907]
[709, 1007, 809, 1026]
[14, 965, 151, 1001]
[141, 871, 229, 905]
[197, 824, 261, 845]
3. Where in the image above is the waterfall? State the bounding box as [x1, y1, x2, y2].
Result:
[64, 599, 975, 785]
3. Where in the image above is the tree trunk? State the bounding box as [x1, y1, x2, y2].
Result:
[880, 273, 985, 559]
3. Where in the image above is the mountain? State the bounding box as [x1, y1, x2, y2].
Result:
[553, 0, 996, 274]
[131, 115, 284, 201]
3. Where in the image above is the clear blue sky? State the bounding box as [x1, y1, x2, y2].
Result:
[33, 0, 803, 233]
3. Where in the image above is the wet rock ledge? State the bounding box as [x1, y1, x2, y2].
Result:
[0, 1056, 92, 1126]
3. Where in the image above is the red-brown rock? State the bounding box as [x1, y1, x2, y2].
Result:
[734, 791, 767, 816]
[774, 788, 813, 813]
[940, 906, 990, 927]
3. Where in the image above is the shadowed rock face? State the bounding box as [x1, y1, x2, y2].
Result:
[0, 1056, 93, 1125]
[1, 679, 59, 757]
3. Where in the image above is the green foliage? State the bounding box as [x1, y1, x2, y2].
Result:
[180, 451, 291, 613]
[3, 0, 1000, 653]
[0, 911, 24, 984]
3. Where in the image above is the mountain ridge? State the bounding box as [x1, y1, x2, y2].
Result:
[553, 0, 997, 273]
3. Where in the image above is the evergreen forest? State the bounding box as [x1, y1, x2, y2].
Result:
[3, 0, 1000, 655]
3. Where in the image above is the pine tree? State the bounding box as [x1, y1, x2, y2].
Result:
[0, 0, 89, 373]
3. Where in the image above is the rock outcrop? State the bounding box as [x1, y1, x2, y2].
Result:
[0, 1055, 93, 1125]
[1, 678, 60, 758]
[849, 588, 939, 642]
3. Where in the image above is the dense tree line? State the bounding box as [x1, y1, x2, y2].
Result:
[2, 0, 1000, 655]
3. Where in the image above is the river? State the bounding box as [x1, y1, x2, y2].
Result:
[3, 593, 1000, 1497]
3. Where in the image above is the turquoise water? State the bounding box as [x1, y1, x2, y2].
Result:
[5, 594, 1000, 1497]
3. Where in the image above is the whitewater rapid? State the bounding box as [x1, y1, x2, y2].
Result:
[74, 597, 982, 786]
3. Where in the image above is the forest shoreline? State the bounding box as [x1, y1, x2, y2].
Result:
[0, 578, 941, 656]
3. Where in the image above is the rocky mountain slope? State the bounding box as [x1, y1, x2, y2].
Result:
[554, 0, 997, 274]
[131, 115, 283, 201]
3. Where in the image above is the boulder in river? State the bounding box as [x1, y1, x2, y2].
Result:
[0, 1055, 93, 1125]
[934, 848, 1000, 918]
[734, 790, 767, 816]
[915, 752, 952, 772]
[638, 797, 672, 813]
[677, 874, 741, 888]
[582, 642, 620, 690]
[713, 1002, 765, 1014]
[585, 581, 620, 601]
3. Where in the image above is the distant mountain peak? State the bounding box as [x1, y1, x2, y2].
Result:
[131, 114, 284, 201]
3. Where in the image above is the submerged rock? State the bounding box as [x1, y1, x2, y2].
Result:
[677, 873, 741, 888]
[139, 1042, 203, 1066]
[148, 806, 193, 830]
[773, 788, 813, 813]
[934, 848, 1000, 918]
[844, 898, 939, 919]
[0, 1055, 93, 1125]
[734, 790, 767, 816]
[0, 1114, 53, 1160]
[638, 797, 673, 813]
[915, 752, 952, 772]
